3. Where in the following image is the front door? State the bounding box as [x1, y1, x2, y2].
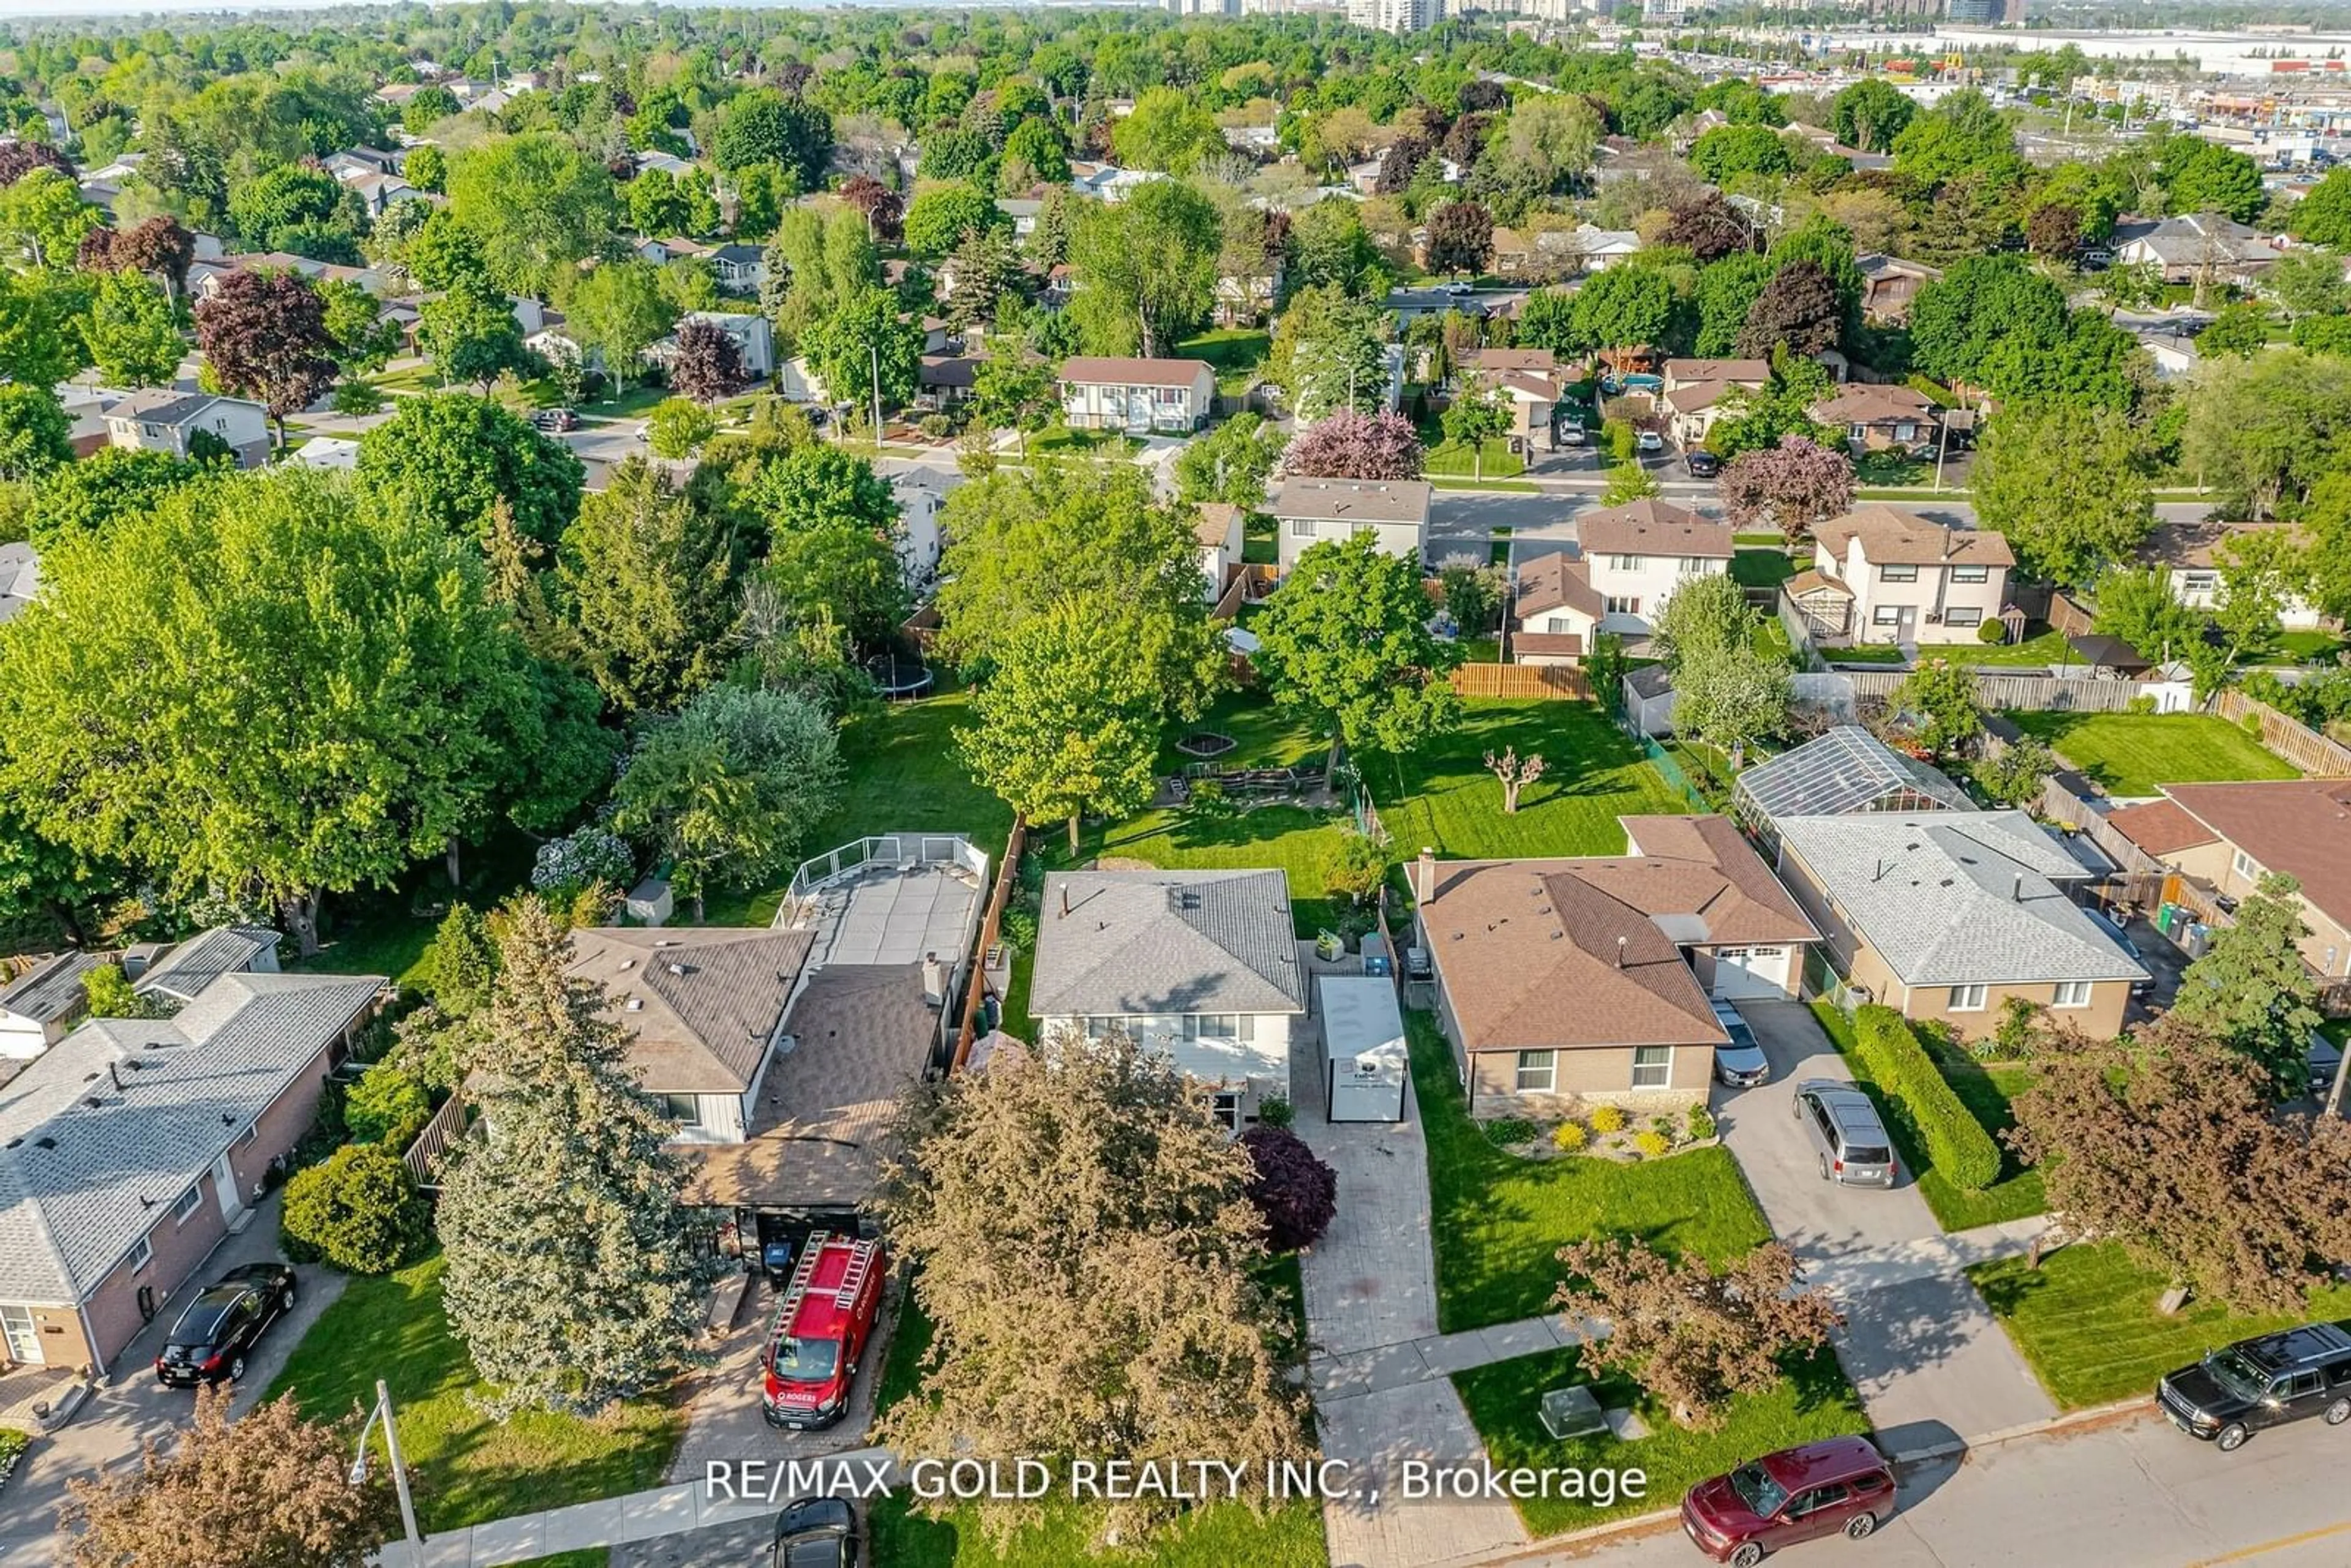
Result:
[1895, 605, 1916, 643]
[214, 1151, 244, 1225]
[1, 1304, 41, 1365]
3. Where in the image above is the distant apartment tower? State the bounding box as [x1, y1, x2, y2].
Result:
[1349, 0, 1443, 32]
[1169, 0, 1242, 13]
[1642, 0, 1686, 20]
[1943, 0, 2000, 21]
[2001, 0, 2027, 21]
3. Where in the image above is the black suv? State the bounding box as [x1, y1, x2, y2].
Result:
[2158, 1321, 2351, 1451]
[154, 1261, 296, 1388]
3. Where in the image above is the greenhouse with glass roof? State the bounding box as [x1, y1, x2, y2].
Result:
[1733, 726, 1974, 854]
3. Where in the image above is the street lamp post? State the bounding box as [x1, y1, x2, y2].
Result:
[353, 1379, 424, 1564]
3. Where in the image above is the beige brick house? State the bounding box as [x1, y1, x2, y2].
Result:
[1414, 816, 1818, 1117]
[2107, 779, 2351, 982]
[1793, 506, 2013, 646]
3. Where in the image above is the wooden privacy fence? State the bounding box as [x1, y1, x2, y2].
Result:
[1838, 669, 2168, 713]
[952, 816, 1027, 1071]
[1451, 662, 1591, 699]
[2213, 689, 2351, 776]
[2035, 775, 2166, 876]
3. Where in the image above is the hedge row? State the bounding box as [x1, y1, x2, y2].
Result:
[1849, 1004, 2003, 1191]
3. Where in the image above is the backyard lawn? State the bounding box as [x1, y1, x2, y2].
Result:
[1424, 438, 1526, 481]
[1809, 1003, 2044, 1231]
[1968, 1244, 2351, 1410]
[269, 1255, 686, 1537]
[2007, 712, 2299, 797]
[1378, 699, 1687, 862]
[1174, 328, 1272, 397]
[1454, 1345, 1869, 1537]
[1954, 628, 2073, 667]
[702, 686, 1018, 926]
[1820, 645, 1907, 664]
[1411, 1011, 1773, 1332]
[1730, 548, 1795, 589]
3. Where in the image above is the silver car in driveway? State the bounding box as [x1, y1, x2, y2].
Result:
[1711, 999, 1770, 1088]
[1793, 1079, 1899, 1187]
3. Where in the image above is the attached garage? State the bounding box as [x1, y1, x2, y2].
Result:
[1321, 975, 1406, 1123]
[1705, 945, 1794, 999]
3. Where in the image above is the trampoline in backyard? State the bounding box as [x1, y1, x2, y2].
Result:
[864, 651, 934, 699]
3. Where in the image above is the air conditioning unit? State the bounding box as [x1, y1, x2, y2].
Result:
[1925, 610, 1944, 625]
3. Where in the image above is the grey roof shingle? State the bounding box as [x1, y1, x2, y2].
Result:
[1775, 812, 2148, 988]
[0, 972, 383, 1301]
[0, 951, 99, 1025]
[567, 928, 814, 1094]
[1031, 869, 1308, 1019]
[134, 926, 278, 1005]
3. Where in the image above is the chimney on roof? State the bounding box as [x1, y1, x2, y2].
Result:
[2012, 872, 2024, 903]
[1059, 883, 1070, 919]
[1416, 847, 1435, 904]
[1943, 526, 1954, 560]
[921, 952, 946, 1008]
[1615, 935, 1627, 969]
[108, 1061, 123, 1093]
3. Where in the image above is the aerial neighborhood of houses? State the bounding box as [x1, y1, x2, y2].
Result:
[6, 6, 2351, 1568]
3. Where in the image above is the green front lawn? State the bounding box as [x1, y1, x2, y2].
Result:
[701, 686, 1018, 926]
[1425, 439, 1526, 480]
[1412, 1012, 1773, 1333]
[1174, 328, 1272, 397]
[2006, 711, 2300, 797]
[1968, 1244, 2351, 1410]
[1376, 699, 1687, 861]
[269, 1255, 686, 1536]
[1809, 1003, 2045, 1231]
[1731, 549, 1795, 590]
[2276, 627, 2350, 664]
[1453, 1346, 1869, 1538]
[1820, 645, 1908, 664]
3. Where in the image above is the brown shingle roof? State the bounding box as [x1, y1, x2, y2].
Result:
[1469, 348, 1559, 374]
[1269, 476, 1431, 525]
[1787, 568, 1852, 599]
[2162, 779, 2351, 933]
[1196, 502, 1243, 547]
[1513, 552, 1603, 621]
[1421, 819, 1815, 1054]
[1577, 499, 1734, 560]
[2105, 798, 2221, 857]
[1817, 505, 2014, 568]
[2139, 518, 2300, 572]
[1663, 358, 1769, 386]
[1664, 380, 1739, 415]
[1059, 355, 1212, 388]
[568, 927, 814, 1094]
[1811, 383, 1937, 426]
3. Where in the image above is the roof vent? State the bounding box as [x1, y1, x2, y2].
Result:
[32, 1136, 54, 1150]
[619, 958, 636, 971]
[667, 962, 689, 976]
[625, 996, 644, 1011]
[4, 1138, 18, 1149]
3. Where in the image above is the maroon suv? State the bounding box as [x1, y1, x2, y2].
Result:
[1680, 1436, 1895, 1566]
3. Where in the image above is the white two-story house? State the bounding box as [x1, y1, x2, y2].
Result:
[1058, 356, 1218, 433]
[1269, 476, 1433, 574]
[103, 390, 273, 468]
[1575, 500, 1736, 639]
[1030, 869, 1309, 1130]
[2139, 519, 2323, 630]
[1790, 506, 2014, 647]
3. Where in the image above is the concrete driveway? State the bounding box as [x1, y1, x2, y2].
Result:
[1711, 1001, 1944, 1268]
[0, 1193, 345, 1566]
[1712, 1002, 2053, 1447]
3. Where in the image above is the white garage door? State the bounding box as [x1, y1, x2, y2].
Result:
[1711, 946, 1790, 999]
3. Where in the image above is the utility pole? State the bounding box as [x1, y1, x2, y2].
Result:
[870, 341, 883, 450]
[353, 1380, 424, 1564]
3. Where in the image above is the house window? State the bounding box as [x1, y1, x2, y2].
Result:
[1611, 555, 1641, 572]
[1631, 1046, 1672, 1089]
[658, 1093, 702, 1127]
[234, 1123, 258, 1149]
[1209, 1091, 1242, 1131]
[2232, 849, 2259, 880]
[1873, 606, 1903, 626]
[1943, 607, 1984, 628]
[1948, 983, 1989, 1012]
[2182, 571, 2219, 596]
[1288, 517, 1317, 538]
[1514, 1050, 1557, 1093]
[1879, 563, 1919, 583]
[127, 1236, 152, 1274]
[0, 1305, 37, 1364]
[170, 1184, 203, 1224]
[2052, 980, 2094, 1009]
[1895, 423, 1917, 442]
[1850, 423, 1867, 441]
[1604, 595, 1641, 616]
[1183, 1015, 1256, 1041]
[1678, 556, 1708, 576]
[1950, 565, 1989, 585]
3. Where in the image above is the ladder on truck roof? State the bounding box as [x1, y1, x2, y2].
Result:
[831, 1237, 876, 1310]
[770, 1231, 830, 1346]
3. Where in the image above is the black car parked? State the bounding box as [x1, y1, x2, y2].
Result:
[2158, 1321, 2351, 1451]
[154, 1261, 297, 1388]
[773, 1496, 857, 1568]
[1684, 449, 1722, 478]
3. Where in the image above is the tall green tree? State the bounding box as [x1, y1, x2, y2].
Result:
[447, 133, 621, 295]
[934, 462, 1225, 719]
[80, 269, 183, 386]
[1973, 402, 2153, 586]
[1253, 532, 1463, 786]
[2181, 348, 2351, 518]
[611, 685, 842, 915]
[566, 260, 676, 394]
[0, 384, 72, 480]
[1270, 283, 1393, 420]
[1568, 264, 1677, 354]
[1067, 179, 1221, 359]
[0, 468, 574, 954]
[968, 349, 1055, 457]
[1172, 412, 1284, 511]
[2171, 872, 2327, 1093]
[356, 392, 585, 547]
[1831, 78, 1915, 153]
[435, 900, 715, 1415]
[2091, 566, 2205, 667]
[0, 167, 99, 268]
[801, 285, 922, 422]
[418, 277, 539, 394]
[558, 458, 741, 715]
[1889, 657, 1982, 760]
[958, 595, 1163, 852]
[1111, 87, 1224, 174]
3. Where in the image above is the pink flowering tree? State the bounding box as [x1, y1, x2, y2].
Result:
[1283, 408, 1426, 481]
[1717, 434, 1856, 547]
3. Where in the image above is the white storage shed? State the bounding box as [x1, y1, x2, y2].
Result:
[1321, 974, 1407, 1123]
